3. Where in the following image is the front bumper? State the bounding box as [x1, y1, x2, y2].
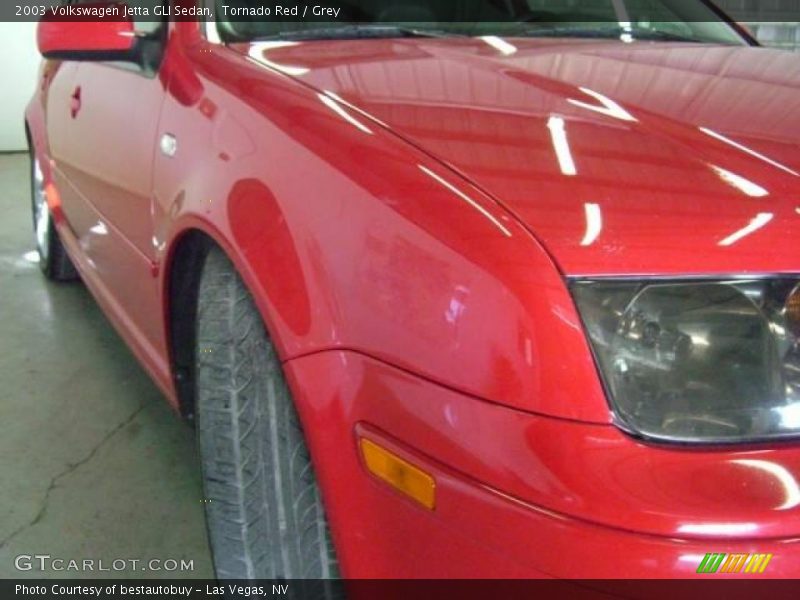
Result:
[285, 350, 800, 578]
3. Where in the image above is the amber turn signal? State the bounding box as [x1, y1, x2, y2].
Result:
[44, 183, 61, 212]
[359, 437, 436, 510]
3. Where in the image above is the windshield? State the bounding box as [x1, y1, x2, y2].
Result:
[213, 0, 749, 45]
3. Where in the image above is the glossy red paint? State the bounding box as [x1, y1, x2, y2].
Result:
[37, 10, 135, 57]
[25, 18, 800, 578]
[287, 350, 800, 578]
[246, 38, 800, 277]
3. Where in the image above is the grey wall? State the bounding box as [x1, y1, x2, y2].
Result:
[0, 23, 39, 152]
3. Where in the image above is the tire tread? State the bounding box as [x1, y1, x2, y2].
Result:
[195, 248, 339, 585]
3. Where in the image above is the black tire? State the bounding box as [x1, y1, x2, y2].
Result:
[195, 247, 339, 582]
[30, 153, 77, 281]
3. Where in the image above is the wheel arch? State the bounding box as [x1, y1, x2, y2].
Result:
[161, 213, 310, 420]
[163, 227, 215, 419]
[25, 93, 52, 184]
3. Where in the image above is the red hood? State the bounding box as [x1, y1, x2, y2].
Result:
[237, 38, 800, 276]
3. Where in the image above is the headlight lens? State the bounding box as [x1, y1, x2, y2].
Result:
[572, 278, 800, 443]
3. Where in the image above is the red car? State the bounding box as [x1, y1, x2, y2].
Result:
[27, 0, 800, 579]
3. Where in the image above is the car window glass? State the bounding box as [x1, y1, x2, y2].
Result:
[213, 0, 745, 45]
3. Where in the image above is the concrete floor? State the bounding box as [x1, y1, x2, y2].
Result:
[0, 153, 213, 578]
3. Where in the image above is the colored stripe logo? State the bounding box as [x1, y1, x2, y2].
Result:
[697, 553, 772, 574]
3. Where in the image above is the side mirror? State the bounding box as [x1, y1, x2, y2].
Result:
[37, 2, 137, 63]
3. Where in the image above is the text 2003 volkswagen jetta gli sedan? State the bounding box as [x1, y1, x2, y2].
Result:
[27, 0, 800, 579]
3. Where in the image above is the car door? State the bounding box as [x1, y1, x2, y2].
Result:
[45, 1, 170, 361]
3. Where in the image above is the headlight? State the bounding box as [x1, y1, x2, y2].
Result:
[571, 278, 800, 443]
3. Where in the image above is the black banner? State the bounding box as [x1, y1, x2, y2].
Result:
[4, 0, 800, 23]
[4, 580, 800, 600]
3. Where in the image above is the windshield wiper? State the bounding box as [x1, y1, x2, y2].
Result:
[257, 25, 464, 41]
[515, 24, 705, 43]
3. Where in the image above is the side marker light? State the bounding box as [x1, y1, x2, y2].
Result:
[359, 438, 436, 510]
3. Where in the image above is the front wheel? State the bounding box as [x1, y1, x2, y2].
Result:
[30, 155, 77, 281]
[195, 247, 339, 581]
